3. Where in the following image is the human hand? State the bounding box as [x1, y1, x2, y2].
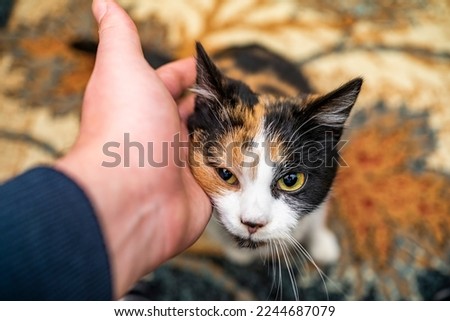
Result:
[55, 0, 211, 298]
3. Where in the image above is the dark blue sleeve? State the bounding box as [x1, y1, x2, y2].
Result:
[0, 167, 112, 300]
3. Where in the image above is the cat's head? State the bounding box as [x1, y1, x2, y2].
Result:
[188, 43, 362, 248]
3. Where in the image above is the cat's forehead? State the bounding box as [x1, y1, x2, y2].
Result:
[200, 95, 309, 161]
[215, 129, 283, 185]
[229, 94, 310, 131]
[212, 99, 294, 171]
[213, 100, 267, 171]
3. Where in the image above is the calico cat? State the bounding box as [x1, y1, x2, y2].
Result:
[188, 43, 362, 269]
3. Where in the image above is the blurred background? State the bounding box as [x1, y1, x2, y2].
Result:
[0, 0, 449, 300]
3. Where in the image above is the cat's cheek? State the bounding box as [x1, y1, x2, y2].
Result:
[259, 199, 298, 239]
[213, 193, 247, 238]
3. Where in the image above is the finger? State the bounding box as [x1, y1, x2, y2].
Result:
[156, 58, 196, 99]
[92, 0, 144, 65]
[178, 94, 196, 123]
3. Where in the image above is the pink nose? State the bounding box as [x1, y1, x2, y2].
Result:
[241, 219, 266, 234]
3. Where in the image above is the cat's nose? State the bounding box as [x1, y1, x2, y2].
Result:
[241, 219, 266, 234]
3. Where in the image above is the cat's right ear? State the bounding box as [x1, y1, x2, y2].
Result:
[193, 42, 226, 104]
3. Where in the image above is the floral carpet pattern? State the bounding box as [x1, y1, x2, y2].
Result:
[0, 0, 449, 300]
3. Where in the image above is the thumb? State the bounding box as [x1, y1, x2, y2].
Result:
[92, 0, 144, 64]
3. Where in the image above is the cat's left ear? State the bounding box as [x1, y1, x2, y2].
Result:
[305, 77, 363, 129]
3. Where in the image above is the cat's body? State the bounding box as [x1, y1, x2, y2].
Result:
[188, 43, 362, 268]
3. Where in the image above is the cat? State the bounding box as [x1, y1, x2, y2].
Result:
[188, 42, 362, 270]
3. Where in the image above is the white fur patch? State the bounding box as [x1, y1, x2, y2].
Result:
[213, 127, 298, 243]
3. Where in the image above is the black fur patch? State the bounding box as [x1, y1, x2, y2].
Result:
[213, 44, 313, 94]
[265, 78, 362, 213]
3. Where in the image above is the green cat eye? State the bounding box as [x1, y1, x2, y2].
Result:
[217, 168, 238, 185]
[277, 173, 306, 192]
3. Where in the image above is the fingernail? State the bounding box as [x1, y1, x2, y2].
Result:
[93, 0, 109, 24]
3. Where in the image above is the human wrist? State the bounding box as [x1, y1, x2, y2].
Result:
[54, 149, 146, 298]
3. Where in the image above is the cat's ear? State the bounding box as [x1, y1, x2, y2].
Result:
[193, 42, 226, 103]
[305, 77, 363, 128]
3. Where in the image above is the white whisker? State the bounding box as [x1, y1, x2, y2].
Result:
[279, 240, 300, 301]
[275, 241, 283, 300]
[284, 234, 330, 300]
[267, 240, 278, 300]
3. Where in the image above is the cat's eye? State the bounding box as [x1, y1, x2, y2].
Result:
[277, 173, 306, 192]
[217, 168, 238, 185]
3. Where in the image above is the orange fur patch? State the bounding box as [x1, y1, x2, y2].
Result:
[190, 101, 266, 193]
[189, 139, 239, 196]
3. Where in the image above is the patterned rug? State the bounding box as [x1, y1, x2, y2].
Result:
[1, 0, 449, 300]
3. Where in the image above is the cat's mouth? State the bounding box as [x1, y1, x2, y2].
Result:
[233, 236, 267, 249]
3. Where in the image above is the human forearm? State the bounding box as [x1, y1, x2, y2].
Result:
[0, 167, 112, 300]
